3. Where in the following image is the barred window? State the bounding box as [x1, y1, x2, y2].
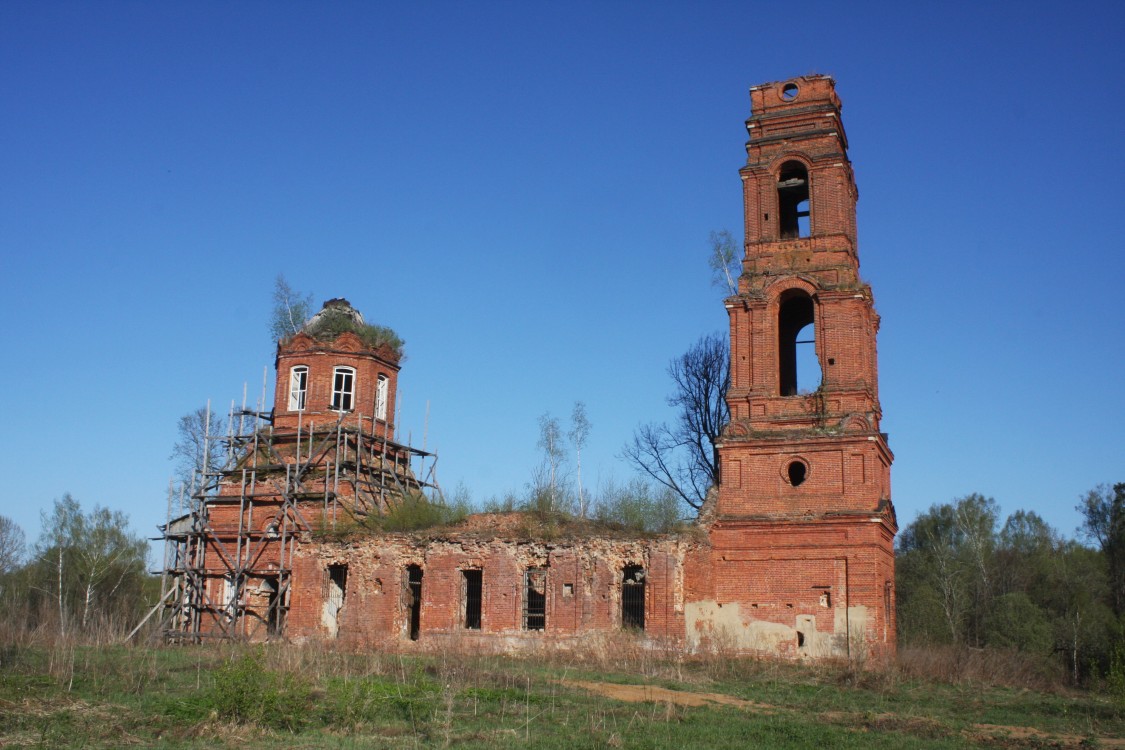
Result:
[524, 568, 546, 631]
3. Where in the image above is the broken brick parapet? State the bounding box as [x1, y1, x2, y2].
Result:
[280, 523, 702, 646]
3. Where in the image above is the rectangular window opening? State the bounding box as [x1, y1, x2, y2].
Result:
[323, 564, 348, 638]
[221, 574, 237, 622]
[289, 366, 308, 411]
[524, 568, 546, 631]
[261, 575, 283, 636]
[375, 374, 389, 421]
[463, 570, 482, 630]
[331, 367, 355, 412]
[406, 565, 423, 641]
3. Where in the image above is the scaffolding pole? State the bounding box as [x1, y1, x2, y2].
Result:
[137, 403, 442, 644]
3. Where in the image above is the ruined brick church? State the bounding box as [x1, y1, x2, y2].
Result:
[155, 75, 896, 658]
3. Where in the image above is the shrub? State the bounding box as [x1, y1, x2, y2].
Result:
[594, 479, 683, 534]
[1107, 640, 1125, 708]
[378, 493, 468, 532]
[207, 648, 310, 730]
[323, 674, 439, 727]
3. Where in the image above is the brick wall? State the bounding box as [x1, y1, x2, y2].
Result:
[185, 75, 896, 659]
[273, 330, 399, 439]
[697, 75, 897, 658]
[281, 531, 694, 646]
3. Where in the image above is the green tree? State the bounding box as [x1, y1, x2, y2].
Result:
[708, 229, 741, 297]
[0, 514, 26, 619]
[529, 413, 570, 514]
[29, 494, 149, 636]
[896, 494, 998, 646]
[1078, 482, 1125, 616]
[270, 274, 313, 342]
[995, 510, 1056, 595]
[984, 592, 1052, 653]
[0, 514, 24, 576]
[1043, 540, 1117, 683]
[569, 402, 592, 518]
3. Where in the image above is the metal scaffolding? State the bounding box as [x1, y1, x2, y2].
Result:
[131, 398, 442, 643]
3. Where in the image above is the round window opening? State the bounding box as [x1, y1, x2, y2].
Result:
[781, 82, 799, 101]
[787, 460, 807, 486]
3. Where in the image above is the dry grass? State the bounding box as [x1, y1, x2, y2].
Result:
[0, 599, 1077, 698]
[896, 643, 1066, 692]
[3, 634, 1122, 750]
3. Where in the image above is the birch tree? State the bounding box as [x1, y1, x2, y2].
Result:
[532, 413, 568, 513]
[569, 402, 591, 517]
[708, 230, 741, 297]
[31, 495, 148, 636]
[270, 274, 313, 341]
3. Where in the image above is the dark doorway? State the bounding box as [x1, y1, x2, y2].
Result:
[407, 564, 423, 641]
[263, 576, 283, 636]
[622, 565, 645, 630]
[463, 570, 482, 630]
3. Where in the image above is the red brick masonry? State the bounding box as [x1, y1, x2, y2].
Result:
[192, 75, 894, 658]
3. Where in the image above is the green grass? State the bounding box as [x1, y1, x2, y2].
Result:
[0, 641, 1121, 748]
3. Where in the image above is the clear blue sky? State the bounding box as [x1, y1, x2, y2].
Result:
[2, 1, 1122, 552]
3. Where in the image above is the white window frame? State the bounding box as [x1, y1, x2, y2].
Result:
[221, 574, 237, 621]
[375, 374, 389, 421]
[288, 366, 308, 411]
[330, 366, 355, 412]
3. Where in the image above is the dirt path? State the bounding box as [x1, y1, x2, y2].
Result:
[560, 679, 1125, 748]
[558, 679, 774, 711]
[969, 723, 1125, 748]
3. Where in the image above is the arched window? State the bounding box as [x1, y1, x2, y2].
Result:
[330, 366, 355, 412]
[778, 161, 810, 239]
[778, 292, 821, 395]
[288, 366, 308, 411]
[375, 374, 389, 421]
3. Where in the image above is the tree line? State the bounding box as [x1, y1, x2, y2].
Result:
[0, 495, 151, 641]
[897, 484, 1125, 683]
[3, 449, 1122, 692]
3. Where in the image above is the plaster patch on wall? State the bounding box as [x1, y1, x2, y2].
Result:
[685, 601, 793, 651]
[685, 600, 870, 657]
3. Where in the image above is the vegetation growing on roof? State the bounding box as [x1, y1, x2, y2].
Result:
[270, 277, 405, 358]
[302, 306, 406, 358]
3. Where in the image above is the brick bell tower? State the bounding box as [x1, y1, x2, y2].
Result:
[708, 76, 896, 656]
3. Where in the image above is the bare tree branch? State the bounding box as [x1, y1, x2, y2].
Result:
[622, 333, 730, 511]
